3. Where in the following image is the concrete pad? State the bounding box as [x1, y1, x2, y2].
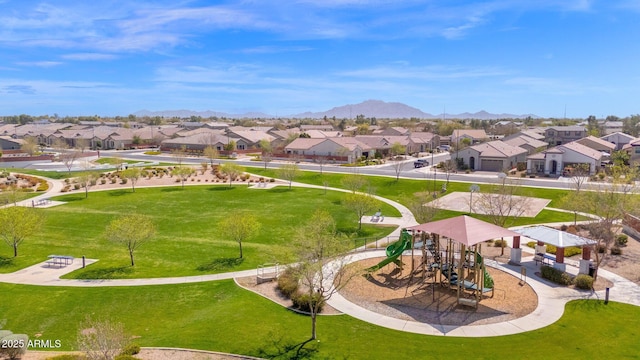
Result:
[434, 191, 551, 217]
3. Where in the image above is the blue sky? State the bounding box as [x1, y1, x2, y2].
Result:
[1, 0, 639, 118]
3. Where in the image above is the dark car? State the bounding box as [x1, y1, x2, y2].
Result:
[414, 159, 429, 168]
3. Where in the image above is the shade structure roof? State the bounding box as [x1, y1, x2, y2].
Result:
[406, 215, 522, 246]
[513, 226, 597, 248]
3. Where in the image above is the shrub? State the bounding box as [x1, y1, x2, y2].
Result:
[616, 234, 628, 246]
[291, 292, 325, 313]
[100, 179, 107, 185]
[611, 247, 623, 255]
[560, 224, 568, 231]
[541, 266, 573, 285]
[119, 343, 141, 356]
[121, 178, 128, 184]
[277, 267, 299, 297]
[597, 244, 606, 253]
[111, 178, 117, 184]
[493, 239, 507, 248]
[73, 184, 81, 190]
[574, 274, 594, 290]
[269, 178, 275, 182]
[526, 241, 536, 248]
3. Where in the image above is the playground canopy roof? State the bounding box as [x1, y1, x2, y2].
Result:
[406, 215, 522, 246]
[513, 226, 597, 248]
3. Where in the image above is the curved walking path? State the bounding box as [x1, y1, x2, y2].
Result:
[1, 172, 639, 338]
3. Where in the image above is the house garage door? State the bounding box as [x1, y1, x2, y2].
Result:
[481, 159, 503, 172]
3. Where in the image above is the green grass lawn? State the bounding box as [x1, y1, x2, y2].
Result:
[0, 186, 398, 278]
[248, 168, 573, 208]
[1, 281, 638, 359]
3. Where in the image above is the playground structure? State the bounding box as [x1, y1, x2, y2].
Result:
[367, 216, 521, 308]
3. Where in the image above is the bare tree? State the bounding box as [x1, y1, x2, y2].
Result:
[77, 317, 129, 360]
[390, 142, 406, 181]
[474, 179, 531, 228]
[170, 145, 187, 166]
[75, 138, 90, 153]
[409, 194, 440, 224]
[580, 177, 639, 280]
[440, 159, 456, 185]
[277, 163, 299, 189]
[104, 214, 156, 266]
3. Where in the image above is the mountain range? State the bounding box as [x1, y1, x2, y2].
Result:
[134, 100, 538, 120]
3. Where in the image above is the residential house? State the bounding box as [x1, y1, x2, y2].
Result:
[624, 138, 640, 167]
[284, 137, 371, 163]
[527, 141, 603, 176]
[502, 135, 547, 155]
[603, 121, 624, 135]
[575, 136, 616, 154]
[161, 133, 229, 153]
[601, 132, 637, 151]
[0, 136, 25, 150]
[409, 132, 440, 153]
[225, 129, 275, 150]
[451, 129, 488, 146]
[299, 124, 335, 132]
[544, 126, 587, 146]
[372, 127, 410, 136]
[455, 141, 528, 172]
[492, 121, 522, 135]
[354, 135, 417, 156]
[502, 129, 546, 142]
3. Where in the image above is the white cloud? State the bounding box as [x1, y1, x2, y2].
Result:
[16, 61, 63, 68]
[61, 53, 118, 60]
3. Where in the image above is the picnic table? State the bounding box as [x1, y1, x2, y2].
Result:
[534, 253, 555, 266]
[46, 255, 74, 267]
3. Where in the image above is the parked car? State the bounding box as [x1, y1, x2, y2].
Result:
[414, 159, 429, 168]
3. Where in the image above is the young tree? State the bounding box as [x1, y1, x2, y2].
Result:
[390, 142, 406, 181]
[259, 139, 273, 170]
[75, 138, 90, 153]
[77, 171, 98, 198]
[474, 179, 531, 228]
[290, 210, 356, 341]
[409, 195, 440, 224]
[219, 163, 243, 187]
[20, 136, 39, 156]
[440, 159, 456, 185]
[277, 163, 299, 189]
[170, 145, 187, 166]
[203, 146, 219, 169]
[121, 167, 142, 192]
[104, 214, 156, 266]
[77, 317, 129, 360]
[580, 178, 639, 280]
[171, 166, 193, 189]
[219, 213, 261, 259]
[344, 192, 378, 230]
[0, 207, 44, 257]
[341, 174, 368, 193]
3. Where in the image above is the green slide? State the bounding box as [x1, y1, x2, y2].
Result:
[473, 251, 494, 289]
[366, 229, 412, 272]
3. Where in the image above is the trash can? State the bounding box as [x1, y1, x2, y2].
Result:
[588, 264, 595, 277]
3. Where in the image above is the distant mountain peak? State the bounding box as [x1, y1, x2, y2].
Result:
[134, 100, 538, 120]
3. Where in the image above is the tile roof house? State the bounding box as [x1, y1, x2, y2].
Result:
[527, 141, 604, 176]
[544, 126, 587, 146]
[284, 137, 372, 163]
[502, 135, 547, 155]
[575, 135, 616, 154]
[451, 129, 488, 145]
[455, 140, 528, 172]
[600, 132, 637, 151]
